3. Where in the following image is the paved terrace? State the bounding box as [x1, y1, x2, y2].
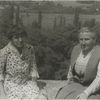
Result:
[38, 80, 68, 99]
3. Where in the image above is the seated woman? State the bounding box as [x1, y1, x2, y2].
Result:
[56, 27, 100, 99]
[0, 25, 47, 99]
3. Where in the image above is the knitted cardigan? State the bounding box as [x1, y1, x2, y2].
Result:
[70, 44, 100, 85]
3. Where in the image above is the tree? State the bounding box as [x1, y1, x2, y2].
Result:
[38, 10, 42, 33]
[73, 7, 80, 29]
[0, 6, 13, 33]
[53, 17, 57, 30]
[76, 0, 95, 4]
[15, 5, 20, 25]
[83, 18, 96, 28]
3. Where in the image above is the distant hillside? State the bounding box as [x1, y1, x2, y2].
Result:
[55, 1, 92, 7]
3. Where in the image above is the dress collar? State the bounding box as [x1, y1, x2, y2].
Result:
[7, 42, 22, 57]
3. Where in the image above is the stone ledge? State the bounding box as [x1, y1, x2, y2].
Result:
[38, 80, 68, 99]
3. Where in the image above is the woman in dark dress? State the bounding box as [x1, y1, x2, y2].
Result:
[56, 27, 100, 99]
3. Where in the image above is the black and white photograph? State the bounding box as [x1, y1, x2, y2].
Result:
[0, 0, 100, 99]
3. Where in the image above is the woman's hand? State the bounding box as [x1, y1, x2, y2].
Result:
[0, 81, 8, 99]
[67, 78, 74, 85]
[32, 77, 37, 82]
[19, 77, 28, 85]
[76, 92, 88, 100]
[40, 89, 48, 99]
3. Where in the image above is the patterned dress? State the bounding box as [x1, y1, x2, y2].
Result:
[0, 42, 47, 99]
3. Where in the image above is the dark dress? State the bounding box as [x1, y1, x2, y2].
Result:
[56, 45, 100, 99]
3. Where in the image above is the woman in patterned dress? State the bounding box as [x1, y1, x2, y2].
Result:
[0, 25, 47, 99]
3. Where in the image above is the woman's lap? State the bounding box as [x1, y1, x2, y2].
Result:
[4, 80, 47, 99]
[56, 82, 100, 99]
[56, 82, 85, 99]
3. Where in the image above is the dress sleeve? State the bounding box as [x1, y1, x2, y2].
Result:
[30, 47, 39, 79]
[0, 49, 7, 81]
[84, 61, 100, 96]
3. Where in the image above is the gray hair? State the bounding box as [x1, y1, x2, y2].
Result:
[79, 27, 97, 40]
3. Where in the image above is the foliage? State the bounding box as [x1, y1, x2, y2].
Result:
[73, 7, 80, 28]
[0, 3, 99, 80]
[76, 0, 95, 4]
[83, 18, 96, 28]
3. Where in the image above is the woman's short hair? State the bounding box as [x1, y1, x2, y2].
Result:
[79, 27, 97, 39]
[7, 25, 27, 40]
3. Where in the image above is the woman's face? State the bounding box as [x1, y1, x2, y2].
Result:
[11, 35, 25, 48]
[79, 32, 96, 54]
